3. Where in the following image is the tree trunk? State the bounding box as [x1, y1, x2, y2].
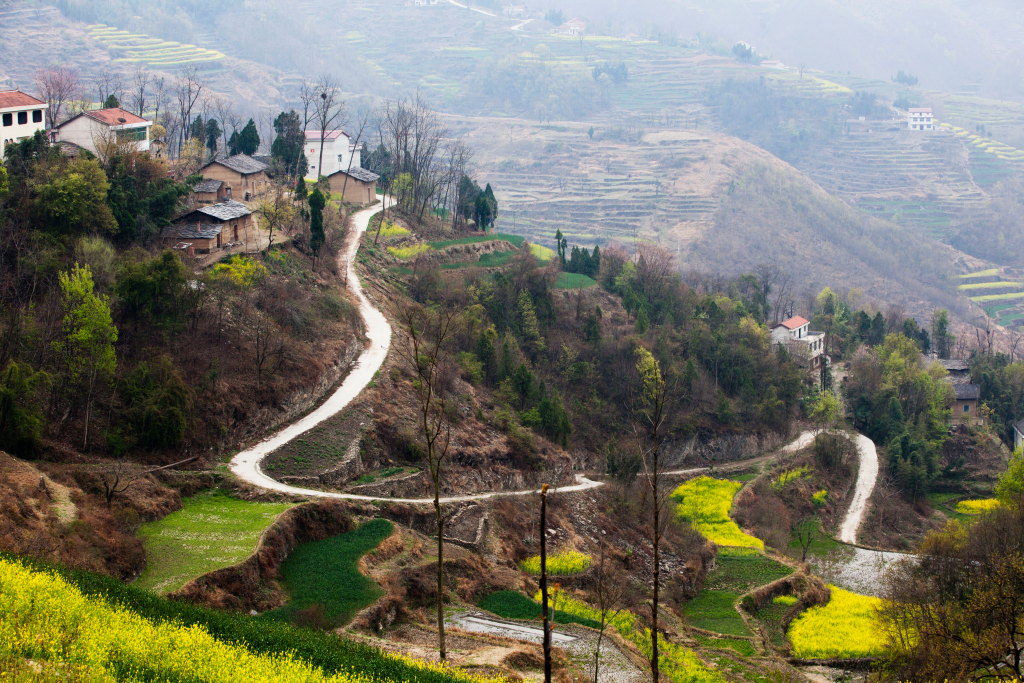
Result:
[434, 482, 447, 661]
[650, 446, 660, 683]
[540, 484, 552, 683]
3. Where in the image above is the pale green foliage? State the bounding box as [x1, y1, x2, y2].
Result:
[995, 447, 1024, 505]
[53, 264, 117, 386]
[516, 290, 545, 355]
[210, 255, 268, 290]
[809, 390, 841, 430]
[635, 345, 664, 418]
[773, 466, 811, 489]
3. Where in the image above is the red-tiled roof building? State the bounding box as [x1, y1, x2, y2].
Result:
[0, 90, 47, 157]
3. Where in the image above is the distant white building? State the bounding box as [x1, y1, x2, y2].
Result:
[554, 18, 586, 37]
[771, 315, 826, 369]
[908, 107, 934, 131]
[413, 0, 439, 6]
[305, 130, 362, 179]
[54, 107, 152, 155]
[0, 90, 47, 157]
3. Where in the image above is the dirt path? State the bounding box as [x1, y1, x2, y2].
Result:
[838, 434, 878, 544]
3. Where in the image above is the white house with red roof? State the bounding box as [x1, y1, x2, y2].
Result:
[0, 90, 47, 157]
[54, 107, 152, 155]
[771, 315, 826, 368]
[304, 129, 362, 179]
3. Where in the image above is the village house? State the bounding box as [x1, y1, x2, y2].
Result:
[908, 107, 934, 131]
[304, 130, 362, 179]
[936, 358, 984, 426]
[190, 178, 229, 205]
[0, 90, 47, 157]
[770, 315, 826, 369]
[200, 154, 269, 201]
[325, 167, 380, 205]
[554, 18, 586, 37]
[166, 199, 254, 252]
[54, 107, 152, 155]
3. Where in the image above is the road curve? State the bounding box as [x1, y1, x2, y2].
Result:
[838, 433, 879, 544]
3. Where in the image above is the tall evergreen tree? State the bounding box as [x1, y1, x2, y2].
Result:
[236, 119, 260, 156]
[308, 188, 326, 257]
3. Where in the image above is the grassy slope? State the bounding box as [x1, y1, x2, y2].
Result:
[264, 519, 394, 627]
[477, 590, 601, 629]
[136, 490, 293, 594]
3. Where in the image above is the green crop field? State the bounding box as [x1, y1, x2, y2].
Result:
[684, 590, 751, 636]
[970, 291, 1024, 303]
[704, 548, 793, 593]
[87, 24, 225, 66]
[135, 490, 293, 594]
[428, 233, 525, 249]
[554, 272, 598, 289]
[477, 590, 601, 629]
[957, 281, 1024, 291]
[264, 519, 393, 628]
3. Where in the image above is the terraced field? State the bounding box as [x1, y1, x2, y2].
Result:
[957, 268, 1024, 331]
[86, 24, 225, 67]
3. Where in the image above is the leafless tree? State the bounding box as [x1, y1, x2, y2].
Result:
[248, 309, 282, 388]
[151, 75, 168, 123]
[401, 304, 456, 661]
[539, 483, 553, 683]
[93, 72, 124, 108]
[209, 97, 237, 154]
[128, 65, 151, 117]
[35, 67, 80, 128]
[339, 109, 370, 201]
[174, 65, 205, 157]
[380, 95, 446, 219]
[591, 543, 626, 683]
[310, 76, 346, 178]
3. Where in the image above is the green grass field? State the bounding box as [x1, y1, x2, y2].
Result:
[704, 548, 793, 593]
[428, 233, 525, 249]
[554, 272, 598, 289]
[264, 519, 393, 627]
[477, 590, 601, 629]
[690, 633, 757, 657]
[135, 490, 293, 594]
[684, 590, 751, 637]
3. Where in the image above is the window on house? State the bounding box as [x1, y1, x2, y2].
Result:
[963, 404, 970, 413]
[2, 113, 11, 127]
[116, 128, 146, 142]
[17, 111, 27, 125]
[32, 109, 42, 123]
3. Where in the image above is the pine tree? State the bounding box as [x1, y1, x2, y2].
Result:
[237, 119, 260, 156]
[308, 188, 326, 257]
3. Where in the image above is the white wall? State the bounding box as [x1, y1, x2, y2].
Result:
[0, 105, 47, 157]
[57, 117, 151, 155]
[305, 134, 361, 178]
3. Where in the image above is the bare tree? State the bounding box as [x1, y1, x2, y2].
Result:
[592, 543, 626, 683]
[35, 67, 80, 128]
[256, 188, 298, 250]
[151, 75, 168, 123]
[539, 483, 553, 683]
[174, 65, 205, 157]
[310, 76, 346, 178]
[339, 109, 370, 202]
[209, 97, 236, 154]
[401, 305, 456, 661]
[93, 72, 124, 108]
[128, 65, 151, 117]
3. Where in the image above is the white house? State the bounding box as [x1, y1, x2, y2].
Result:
[54, 107, 152, 155]
[908, 107, 934, 131]
[0, 90, 47, 157]
[413, 0, 439, 6]
[554, 18, 587, 37]
[771, 315, 826, 369]
[304, 130, 362, 179]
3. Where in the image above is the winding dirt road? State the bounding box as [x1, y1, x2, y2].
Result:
[229, 203, 882, 530]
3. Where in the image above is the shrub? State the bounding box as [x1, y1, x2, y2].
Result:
[773, 466, 811, 490]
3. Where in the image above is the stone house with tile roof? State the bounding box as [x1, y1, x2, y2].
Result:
[325, 166, 380, 205]
[200, 154, 269, 200]
[169, 199, 254, 248]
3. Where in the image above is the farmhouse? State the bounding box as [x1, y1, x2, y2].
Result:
[0, 90, 47, 157]
[200, 154, 269, 201]
[304, 130, 362, 179]
[952, 383, 983, 426]
[908, 107, 934, 131]
[325, 167, 380, 205]
[54, 107, 152, 155]
[170, 199, 254, 248]
[554, 18, 586, 37]
[190, 178, 229, 205]
[163, 223, 223, 254]
[771, 315, 826, 369]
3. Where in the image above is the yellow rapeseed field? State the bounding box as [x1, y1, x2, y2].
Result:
[673, 477, 764, 550]
[955, 498, 1001, 514]
[519, 550, 591, 575]
[0, 557, 502, 682]
[788, 586, 887, 658]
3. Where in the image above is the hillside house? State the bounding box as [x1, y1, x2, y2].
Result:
[953, 383, 983, 426]
[54, 107, 152, 155]
[908, 107, 934, 131]
[771, 315, 826, 369]
[413, 0, 439, 5]
[304, 130, 362, 179]
[191, 178, 229, 205]
[325, 167, 380, 205]
[0, 90, 47, 157]
[200, 154, 268, 201]
[554, 18, 587, 37]
[163, 223, 223, 254]
[170, 199, 254, 249]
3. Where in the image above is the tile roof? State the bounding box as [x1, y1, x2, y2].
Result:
[775, 315, 810, 330]
[170, 223, 222, 240]
[908, 107, 933, 113]
[0, 90, 45, 109]
[305, 130, 349, 141]
[330, 166, 380, 183]
[195, 199, 252, 221]
[83, 107, 149, 126]
[192, 179, 224, 193]
[205, 153, 267, 175]
[954, 383, 980, 401]
[939, 359, 970, 372]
